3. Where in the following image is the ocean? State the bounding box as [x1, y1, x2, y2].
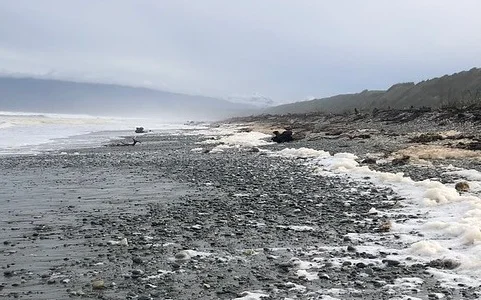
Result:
[0, 111, 205, 155]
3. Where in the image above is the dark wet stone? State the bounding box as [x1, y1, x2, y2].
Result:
[3, 271, 14, 277]
[132, 257, 143, 264]
[428, 259, 461, 270]
[361, 158, 377, 164]
[382, 259, 401, 267]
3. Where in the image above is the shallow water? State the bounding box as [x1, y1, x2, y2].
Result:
[0, 111, 204, 155]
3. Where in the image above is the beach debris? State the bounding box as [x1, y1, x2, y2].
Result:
[455, 181, 470, 192]
[272, 130, 293, 143]
[111, 138, 141, 147]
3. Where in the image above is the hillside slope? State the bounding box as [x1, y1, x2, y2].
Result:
[266, 68, 481, 114]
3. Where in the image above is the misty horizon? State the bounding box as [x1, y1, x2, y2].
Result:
[1, 1, 480, 105]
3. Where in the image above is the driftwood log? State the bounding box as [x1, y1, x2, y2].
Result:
[272, 130, 293, 143]
[110, 138, 141, 147]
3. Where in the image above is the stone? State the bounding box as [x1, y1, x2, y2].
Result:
[455, 181, 469, 193]
[382, 259, 401, 267]
[361, 158, 377, 164]
[92, 279, 105, 290]
[409, 133, 443, 143]
[132, 257, 143, 264]
[428, 259, 461, 270]
[392, 155, 410, 166]
[174, 250, 191, 260]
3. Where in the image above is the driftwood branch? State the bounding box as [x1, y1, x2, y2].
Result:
[112, 138, 141, 147]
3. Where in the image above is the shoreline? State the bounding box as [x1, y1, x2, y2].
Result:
[2, 118, 481, 299]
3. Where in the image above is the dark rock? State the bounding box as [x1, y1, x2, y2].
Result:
[392, 155, 410, 166]
[3, 271, 15, 277]
[457, 141, 481, 151]
[455, 181, 470, 192]
[135, 127, 146, 133]
[361, 158, 377, 164]
[409, 133, 444, 143]
[132, 257, 143, 264]
[347, 245, 356, 252]
[382, 259, 401, 267]
[131, 269, 145, 278]
[272, 130, 294, 143]
[428, 259, 461, 270]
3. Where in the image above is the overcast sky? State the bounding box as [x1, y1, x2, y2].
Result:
[0, 0, 480, 103]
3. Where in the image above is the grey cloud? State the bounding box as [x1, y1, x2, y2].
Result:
[0, 0, 480, 102]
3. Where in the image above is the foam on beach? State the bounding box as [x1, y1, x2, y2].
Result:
[200, 131, 272, 147]
[197, 126, 273, 153]
[194, 127, 481, 287]
[271, 145, 481, 287]
[272, 147, 330, 159]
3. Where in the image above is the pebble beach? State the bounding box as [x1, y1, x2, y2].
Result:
[2, 109, 481, 299]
